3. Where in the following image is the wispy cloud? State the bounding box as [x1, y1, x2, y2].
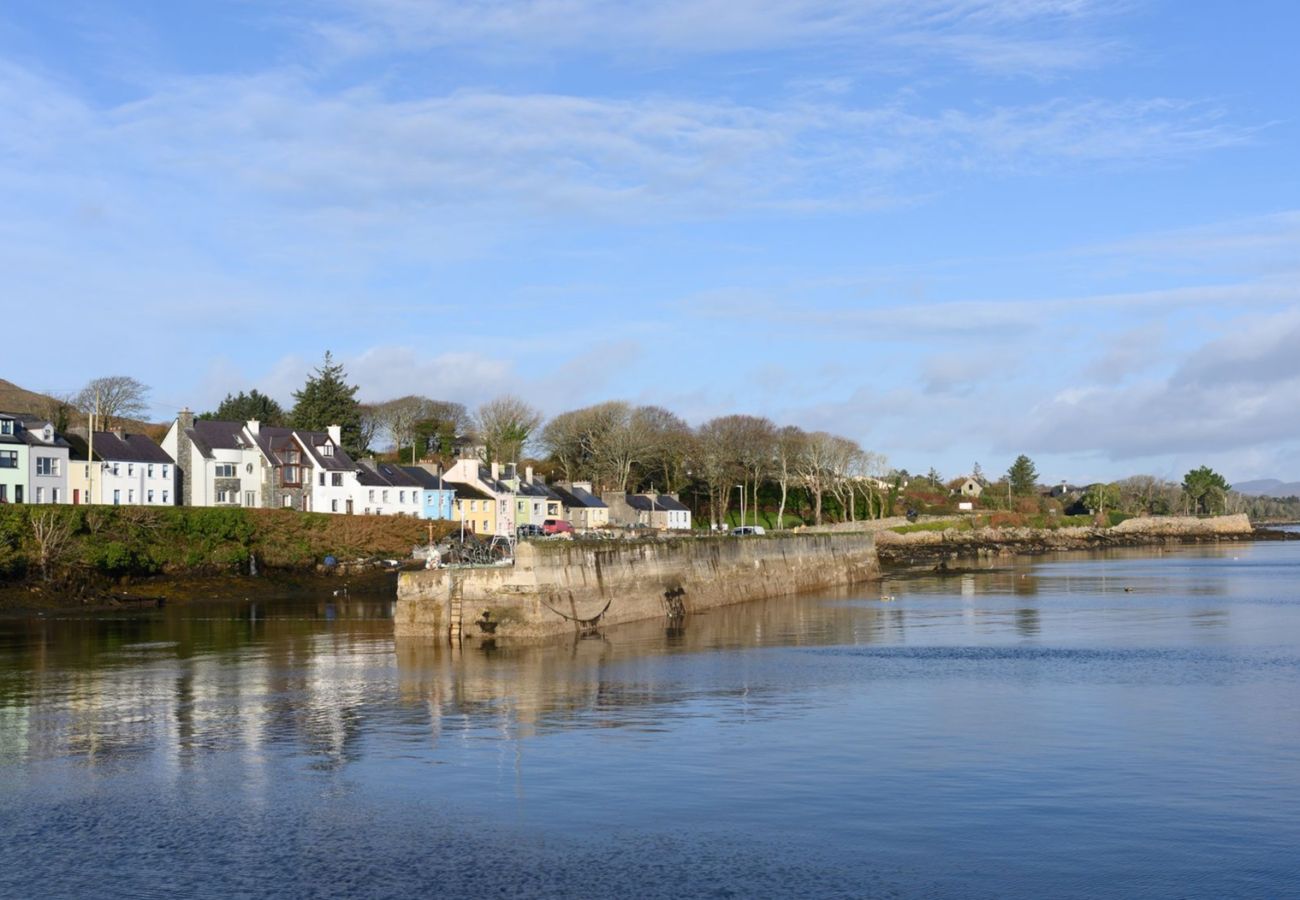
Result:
[314, 0, 1123, 73]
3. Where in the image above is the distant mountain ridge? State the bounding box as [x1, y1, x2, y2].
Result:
[1232, 478, 1300, 498]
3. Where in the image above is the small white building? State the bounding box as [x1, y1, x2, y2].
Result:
[353, 460, 423, 517]
[68, 431, 176, 506]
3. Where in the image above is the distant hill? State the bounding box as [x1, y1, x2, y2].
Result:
[0, 377, 161, 436]
[0, 378, 82, 424]
[1233, 478, 1300, 498]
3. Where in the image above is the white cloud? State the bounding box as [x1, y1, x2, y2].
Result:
[1015, 309, 1300, 459]
[316, 0, 1122, 73]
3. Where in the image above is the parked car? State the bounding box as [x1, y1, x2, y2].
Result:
[542, 518, 575, 535]
[516, 523, 544, 539]
[731, 525, 766, 536]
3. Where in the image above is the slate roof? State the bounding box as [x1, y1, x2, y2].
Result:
[0, 411, 68, 448]
[187, 419, 248, 457]
[551, 484, 607, 509]
[363, 461, 422, 488]
[400, 467, 455, 492]
[67, 432, 174, 464]
[626, 493, 689, 512]
[450, 483, 492, 502]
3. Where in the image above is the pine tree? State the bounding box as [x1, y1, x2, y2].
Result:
[202, 389, 287, 426]
[290, 352, 364, 456]
[1007, 454, 1039, 496]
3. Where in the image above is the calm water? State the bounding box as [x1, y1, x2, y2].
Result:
[3, 540, 1300, 899]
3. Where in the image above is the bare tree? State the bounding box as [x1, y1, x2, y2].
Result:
[634, 405, 695, 493]
[795, 431, 843, 525]
[28, 510, 75, 581]
[476, 395, 543, 464]
[357, 403, 383, 457]
[824, 435, 864, 523]
[730, 416, 776, 529]
[696, 416, 755, 529]
[774, 426, 806, 528]
[75, 376, 150, 430]
[376, 395, 432, 463]
[540, 406, 603, 482]
[39, 391, 78, 433]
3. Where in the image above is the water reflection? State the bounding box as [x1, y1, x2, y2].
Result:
[1, 543, 1299, 900]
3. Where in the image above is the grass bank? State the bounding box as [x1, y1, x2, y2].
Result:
[0, 506, 454, 609]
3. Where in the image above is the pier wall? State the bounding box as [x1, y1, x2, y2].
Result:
[395, 532, 879, 641]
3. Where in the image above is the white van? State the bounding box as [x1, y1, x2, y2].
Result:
[731, 525, 766, 536]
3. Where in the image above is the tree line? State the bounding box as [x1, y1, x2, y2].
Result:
[57, 354, 1300, 527]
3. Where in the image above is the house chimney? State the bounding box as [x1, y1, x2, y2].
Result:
[525, 465, 533, 483]
[247, 419, 260, 436]
[327, 425, 342, 445]
[490, 461, 500, 482]
[175, 409, 195, 506]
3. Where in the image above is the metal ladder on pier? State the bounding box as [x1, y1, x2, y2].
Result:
[448, 580, 463, 644]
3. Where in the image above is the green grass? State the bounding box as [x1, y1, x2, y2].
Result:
[889, 519, 966, 534]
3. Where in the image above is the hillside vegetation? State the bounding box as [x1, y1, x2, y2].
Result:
[0, 506, 452, 587]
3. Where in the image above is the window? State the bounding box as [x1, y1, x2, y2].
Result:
[0, 451, 15, 469]
[128, 490, 135, 503]
[469, 500, 478, 512]
[51, 488, 60, 503]
[331, 499, 339, 512]
[244, 491, 254, 507]
[113, 489, 121, 505]
[84, 465, 89, 478]
[331, 473, 342, 487]
[127, 464, 134, 477]
[0, 420, 11, 435]
[36, 457, 59, 476]
[1, 485, 8, 502]
[163, 490, 170, 504]
[368, 490, 375, 502]
[399, 491, 406, 503]
[147, 464, 155, 478]
[214, 463, 236, 478]
[112, 463, 120, 476]
[147, 490, 154, 503]
[282, 466, 299, 484]
[35, 487, 44, 503]
[319, 472, 325, 486]
[162, 465, 170, 479]
[283, 495, 293, 509]
[322, 443, 333, 456]
[382, 490, 389, 502]
[482, 520, 489, 532]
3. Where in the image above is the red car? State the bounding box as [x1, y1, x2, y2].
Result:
[542, 518, 575, 535]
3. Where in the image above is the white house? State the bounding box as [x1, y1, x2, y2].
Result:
[163, 412, 267, 508]
[68, 431, 176, 506]
[353, 460, 423, 517]
[163, 411, 368, 513]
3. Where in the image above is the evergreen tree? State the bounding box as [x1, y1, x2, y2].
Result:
[1007, 454, 1039, 496]
[201, 389, 286, 426]
[290, 352, 364, 456]
[1182, 466, 1231, 515]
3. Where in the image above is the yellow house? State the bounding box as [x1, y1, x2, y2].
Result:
[452, 484, 496, 536]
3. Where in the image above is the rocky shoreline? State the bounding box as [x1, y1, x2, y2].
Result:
[875, 514, 1286, 570]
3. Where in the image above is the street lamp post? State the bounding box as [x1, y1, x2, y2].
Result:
[735, 484, 745, 531]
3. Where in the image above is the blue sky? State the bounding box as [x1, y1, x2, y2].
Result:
[3, 0, 1298, 485]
